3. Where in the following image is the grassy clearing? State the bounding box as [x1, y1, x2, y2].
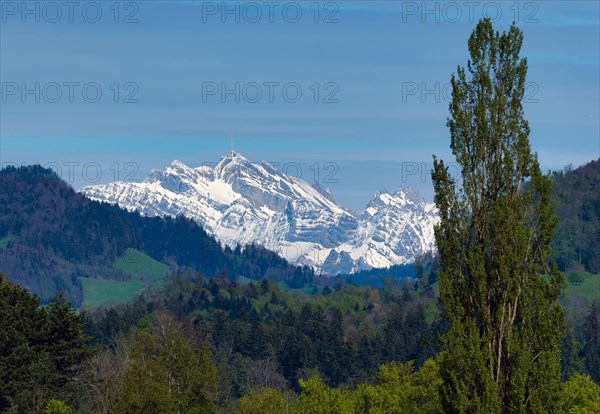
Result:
[115, 248, 168, 281]
[81, 248, 168, 308]
[81, 277, 145, 309]
[565, 272, 600, 305]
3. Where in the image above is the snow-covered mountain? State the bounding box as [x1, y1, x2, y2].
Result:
[80, 152, 438, 274]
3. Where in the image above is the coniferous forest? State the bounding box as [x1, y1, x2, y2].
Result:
[1, 19, 599, 414]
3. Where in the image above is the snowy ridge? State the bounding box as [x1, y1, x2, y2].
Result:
[80, 152, 438, 275]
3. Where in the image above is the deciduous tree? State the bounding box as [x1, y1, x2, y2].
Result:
[432, 18, 566, 413]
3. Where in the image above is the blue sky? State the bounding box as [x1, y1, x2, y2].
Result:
[1, 1, 598, 212]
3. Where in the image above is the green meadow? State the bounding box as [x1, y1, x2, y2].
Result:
[81, 248, 168, 308]
[565, 271, 600, 305]
[81, 278, 145, 309]
[115, 248, 168, 281]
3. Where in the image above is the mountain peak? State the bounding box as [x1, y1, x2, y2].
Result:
[167, 159, 191, 172]
[222, 150, 248, 163]
[228, 150, 244, 159]
[215, 151, 252, 176]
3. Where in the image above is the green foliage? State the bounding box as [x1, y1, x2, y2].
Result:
[560, 374, 600, 414]
[44, 400, 73, 414]
[294, 375, 354, 414]
[414, 252, 439, 288]
[118, 331, 174, 414]
[432, 19, 566, 413]
[0, 275, 88, 413]
[552, 160, 600, 274]
[560, 324, 584, 381]
[84, 273, 444, 402]
[236, 360, 443, 414]
[4, 265, 598, 414]
[117, 329, 217, 414]
[428, 271, 599, 308]
[233, 360, 444, 414]
[581, 302, 600, 382]
[353, 359, 442, 414]
[238, 388, 288, 414]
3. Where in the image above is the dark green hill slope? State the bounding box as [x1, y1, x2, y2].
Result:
[552, 159, 600, 273]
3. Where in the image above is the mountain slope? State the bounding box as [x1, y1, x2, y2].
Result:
[0, 165, 314, 304]
[81, 152, 438, 274]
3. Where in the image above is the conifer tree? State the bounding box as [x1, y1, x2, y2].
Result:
[432, 19, 566, 413]
[0, 275, 87, 413]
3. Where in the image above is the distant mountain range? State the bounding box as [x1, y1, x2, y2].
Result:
[81, 152, 439, 274]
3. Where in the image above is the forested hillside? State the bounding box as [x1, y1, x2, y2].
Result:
[552, 159, 600, 273]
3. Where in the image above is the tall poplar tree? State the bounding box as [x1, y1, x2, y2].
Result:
[432, 19, 566, 413]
